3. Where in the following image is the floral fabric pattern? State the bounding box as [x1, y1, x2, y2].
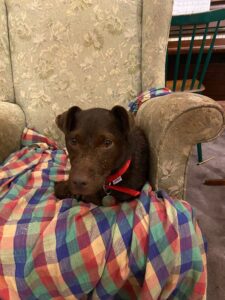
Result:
[3, 0, 173, 143]
[136, 92, 225, 198]
[6, 0, 142, 142]
[0, 0, 14, 102]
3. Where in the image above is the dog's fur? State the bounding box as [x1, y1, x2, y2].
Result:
[54, 105, 149, 205]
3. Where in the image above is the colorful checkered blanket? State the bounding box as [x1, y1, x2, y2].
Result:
[128, 87, 171, 113]
[0, 128, 207, 299]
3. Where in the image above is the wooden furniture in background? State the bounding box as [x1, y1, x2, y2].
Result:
[167, 0, 225, 100]
[166, 8, 225, 163]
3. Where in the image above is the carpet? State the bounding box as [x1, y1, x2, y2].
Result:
[186, 125, 225, 300]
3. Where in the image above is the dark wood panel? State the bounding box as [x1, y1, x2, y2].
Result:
[211, 0, 225, 10]
[203, 56, 225, 99]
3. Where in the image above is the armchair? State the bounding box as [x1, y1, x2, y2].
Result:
[0, 1, 223, 298]
[0, 0, 224, 199]
[0, 0, 224, 200]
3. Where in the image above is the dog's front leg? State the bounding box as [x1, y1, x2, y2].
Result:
[54, 180, 73, 200]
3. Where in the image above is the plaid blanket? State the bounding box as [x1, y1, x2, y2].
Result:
[0, 128, 207, 299]
[128, 87, 171, 113]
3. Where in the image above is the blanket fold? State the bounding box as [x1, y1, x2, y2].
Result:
[0, 128, 207, 299]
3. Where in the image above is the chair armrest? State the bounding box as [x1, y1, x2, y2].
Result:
[136, 92, 225, 199]
[0, 102, 25, 163]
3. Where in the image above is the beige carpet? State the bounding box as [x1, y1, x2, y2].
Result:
[186, 124, 225, 299]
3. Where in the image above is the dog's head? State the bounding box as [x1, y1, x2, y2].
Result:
[56, 106, 131, 196]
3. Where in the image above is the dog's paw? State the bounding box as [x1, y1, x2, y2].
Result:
[54, 181, 72, 200]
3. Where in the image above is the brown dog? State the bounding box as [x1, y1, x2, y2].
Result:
[54, 105, 149, 206]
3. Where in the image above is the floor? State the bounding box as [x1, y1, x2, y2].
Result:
[186, 102, 225, 300]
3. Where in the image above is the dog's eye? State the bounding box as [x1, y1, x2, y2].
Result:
[70, 138, 78, 145]
[103, 139, 113, 148]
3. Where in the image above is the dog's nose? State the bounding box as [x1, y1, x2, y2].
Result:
[74, 180, 87, 187]
[73, 177, 89, 189]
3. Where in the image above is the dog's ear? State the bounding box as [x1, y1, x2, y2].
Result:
[56, 106, 81, 133]
[111, 106, 130, 134]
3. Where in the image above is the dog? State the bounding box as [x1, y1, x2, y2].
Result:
[54, 105, 149, 206]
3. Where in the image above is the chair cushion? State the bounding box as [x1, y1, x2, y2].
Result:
[0, 128, 206, 299]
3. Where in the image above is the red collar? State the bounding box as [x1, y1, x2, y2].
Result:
[104, 159, 141, 197]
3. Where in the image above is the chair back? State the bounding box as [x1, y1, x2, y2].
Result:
[166, 9, 225, 92]
[0, 0, 173, 141]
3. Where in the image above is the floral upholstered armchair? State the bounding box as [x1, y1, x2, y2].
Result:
[0, 1, 224, 198]
[0, 1, 222, 299]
